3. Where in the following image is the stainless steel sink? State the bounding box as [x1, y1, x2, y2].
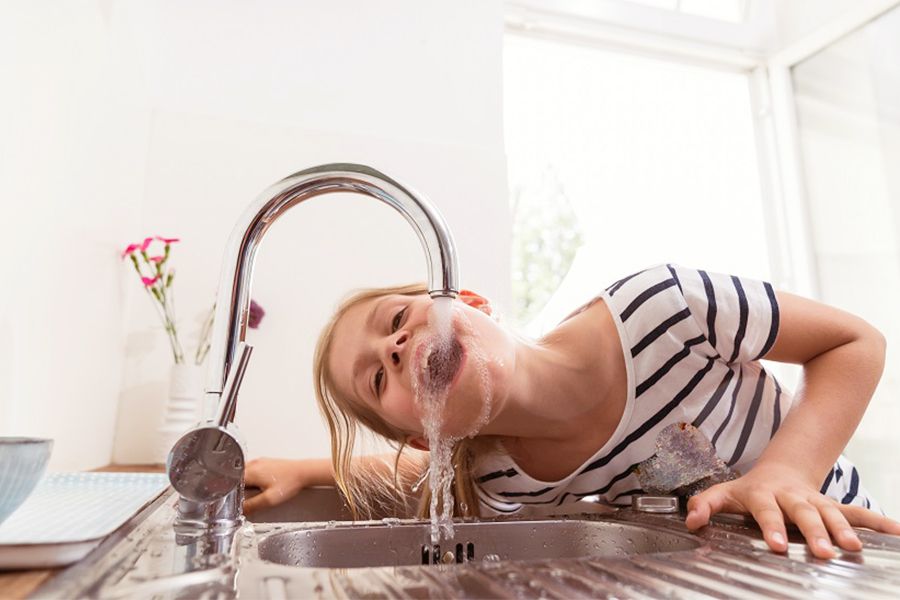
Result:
[35, 490, 900, 599]
[256, 519, 702, 568]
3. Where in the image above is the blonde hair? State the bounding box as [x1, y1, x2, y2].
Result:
[313, 283, 487, 520]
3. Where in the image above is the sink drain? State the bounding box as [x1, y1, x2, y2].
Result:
[421, 542, 475, 564]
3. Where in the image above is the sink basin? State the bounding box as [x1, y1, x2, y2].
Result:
[256, 519, 701, 568]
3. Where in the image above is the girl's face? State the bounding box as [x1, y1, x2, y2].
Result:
[328, 292, 516, 443]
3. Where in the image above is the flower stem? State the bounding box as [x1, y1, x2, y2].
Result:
[143, 286, 181, 363]
[138, 250, 184, 364]
[161, 275, 185, 362]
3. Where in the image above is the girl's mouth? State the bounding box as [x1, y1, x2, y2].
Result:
[420, 336, 466, 393]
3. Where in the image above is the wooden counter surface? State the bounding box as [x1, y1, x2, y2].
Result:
[0, 464, 165, 600]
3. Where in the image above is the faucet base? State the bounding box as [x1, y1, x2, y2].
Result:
[174, 489, 244, 537]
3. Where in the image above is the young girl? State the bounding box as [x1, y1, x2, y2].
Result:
[245, 262, 900, 559]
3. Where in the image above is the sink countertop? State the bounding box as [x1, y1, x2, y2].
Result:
[30, 489, 900, 599]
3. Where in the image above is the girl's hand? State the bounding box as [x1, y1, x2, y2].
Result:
[684, 463, 900, 559]
[243, 457, 312, 513]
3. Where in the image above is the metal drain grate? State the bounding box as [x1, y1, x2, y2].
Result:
[421, 541, 475, 564]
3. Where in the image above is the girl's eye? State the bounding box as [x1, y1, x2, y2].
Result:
[375, 306, 406, 398]
[391, 306, 407, 333]
[374, 367, 384, 398]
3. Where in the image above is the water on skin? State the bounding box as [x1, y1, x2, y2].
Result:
[412, 296, 494, 545]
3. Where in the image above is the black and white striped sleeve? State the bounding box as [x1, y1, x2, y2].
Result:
[669, 264, 780, 365]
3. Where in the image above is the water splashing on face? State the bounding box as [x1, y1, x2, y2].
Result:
[412, 295, 493, 545]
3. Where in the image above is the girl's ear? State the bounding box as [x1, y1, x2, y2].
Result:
[407, 436, 430, 452]
[459, 289, 492, 316]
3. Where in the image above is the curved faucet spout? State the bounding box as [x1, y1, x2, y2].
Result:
[205, 163, 460, 411]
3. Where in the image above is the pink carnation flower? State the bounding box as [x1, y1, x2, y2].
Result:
[121, 243, 141, 259]
[141, 276, 159, 287]
[156, 236, 180, 244]
[149, 255, 165, 263]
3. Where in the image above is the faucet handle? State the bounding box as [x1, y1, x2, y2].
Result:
[167, 424, 245, 503]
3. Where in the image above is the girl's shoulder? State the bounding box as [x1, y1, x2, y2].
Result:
[601, 260, 781, 371]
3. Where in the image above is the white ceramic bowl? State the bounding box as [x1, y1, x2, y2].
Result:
[0, 437, 53, 525]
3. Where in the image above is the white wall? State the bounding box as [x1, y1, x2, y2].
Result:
[106, 1, 510, 464]
[0, 1, 508, 469]
[0, 3, 150, 470]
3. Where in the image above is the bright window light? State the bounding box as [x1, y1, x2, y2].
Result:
[627, 0, 678, 9]
[679, 0, 746, 23]
[625, 0, 746, 23]
[504, 34, 770, 336]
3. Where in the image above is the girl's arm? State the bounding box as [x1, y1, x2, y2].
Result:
[686, 290, 900, 558]
[243, 457, 334, 513]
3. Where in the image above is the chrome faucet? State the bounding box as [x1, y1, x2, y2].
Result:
[167, 163, 460, 530]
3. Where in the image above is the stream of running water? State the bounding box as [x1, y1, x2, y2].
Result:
[412, 296, 493, 545]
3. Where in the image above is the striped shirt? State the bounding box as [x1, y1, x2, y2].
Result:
[475, 263, 879, 514]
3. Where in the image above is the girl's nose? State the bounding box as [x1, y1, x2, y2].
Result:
[388, 332, 409, 368]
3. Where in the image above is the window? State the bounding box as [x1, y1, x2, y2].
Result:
[626, 0, 747, 23]
[504, 33, 771, 336]
[790, 3, 900, 517]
